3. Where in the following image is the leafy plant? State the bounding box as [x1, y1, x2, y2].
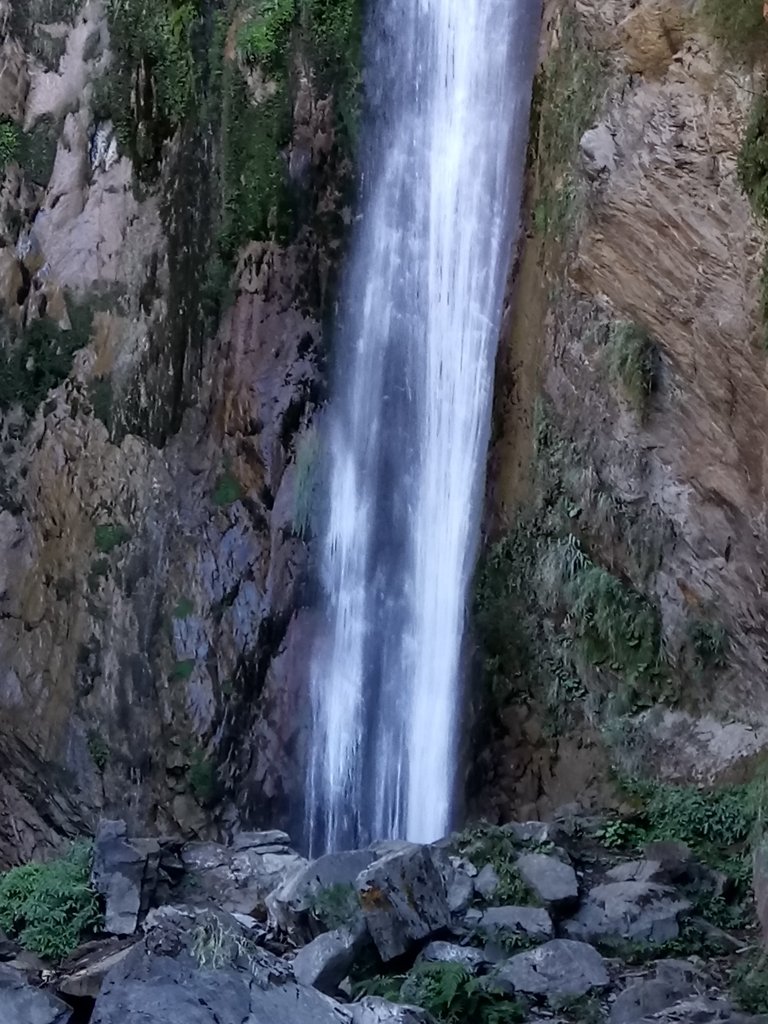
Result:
[596, 818, 639, 850]
[0, 315, 92, 414]
[699, 0, 768, 54]
[604, 321, 656, 416]
[237, 0, 296, 70]
[0, 843, 102, 959]
[192, 913, 257, 969]
[732, 951, 768, 1014]
[310, 882, 360, 930]
[87, 731, 109, 773]
[453, 824, 537, 906]
[685, 618, 729, 674]
[170, 659, 196, 681]
[94, 523, 131, 554]
[172, 597, 195, 619]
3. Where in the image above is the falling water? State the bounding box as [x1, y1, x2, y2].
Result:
[307, 0, 540, 853]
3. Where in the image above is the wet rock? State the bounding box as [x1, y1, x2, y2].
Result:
[416, 942, 489, 974]
[478, 905, 554, 946]
[293, 924, 369, 995]
[515, 852, 579, 910]
[443, 858, 475, 913]
[0, 964, 72, 1024]
[91, 820, 161, 936]
[491, 938, 609, 999]
[610, 959, 703, 1023]
[357, 845, 451, 961]
[563, 882, 690, 944]
[0, 927, 19, 961]
[351, 998, 436, 1024]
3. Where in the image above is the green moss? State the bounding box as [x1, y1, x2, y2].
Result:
[94, 523, 131, 554]
[699, 0, 768, 54]
[604, 321, 656, 416]
[292, 428, 319, 537]
[0, 119, 20, 168]
[188, 751, 218, 805]
[172, 596, 195, 619]
[170, 658, 196, 681]
[310, 883, 360, 930]
[0, 844, 102, 960]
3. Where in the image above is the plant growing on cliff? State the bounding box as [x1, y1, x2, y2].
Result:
[188, 750, 218, 805]
[0, 118, 20, 168]
[94, 523, 131, 554]
[604, 321, 656, 416]
[699, 0, 768, 54]
[212, 470, 244, 506]
[453, 824, 537, 906]
[0, 843, 102, 959]
[310, 882, 360, 929]
[237, 0, 297, 70]
[399, 962, 525, 1024]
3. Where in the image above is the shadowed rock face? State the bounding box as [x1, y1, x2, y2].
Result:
[0, 0, 353, 865]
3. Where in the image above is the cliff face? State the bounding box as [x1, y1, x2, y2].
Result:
[474, 0, 768, 821]
[0, 0, 356, 865]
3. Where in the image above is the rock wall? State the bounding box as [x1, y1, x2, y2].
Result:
[473, 0, 768, 821]
[0, 0, 357, 865]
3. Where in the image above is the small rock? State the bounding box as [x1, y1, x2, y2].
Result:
[504, 821, 562, 846]
[474, 864, 499, 900]
[563, 882, 690, 944]
[642, 841, 694, 882]
[352, 997, 437, 1023]
[58, 942, 137, 1001]
[416, 942, 489, 974]
[492, 938, 608, 999]
[516, 852, 579, 910]
[580, 124, 617, 178]
[357, 845, 451, 961]
[292, 924, 368, 995]
[232, 830, 292, 852]
[0, 964, 72, 1024]
[443, 857, 475, 913]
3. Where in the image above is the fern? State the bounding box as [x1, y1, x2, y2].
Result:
[400, 962, 525, 1024]
[0, 843, 102, 959]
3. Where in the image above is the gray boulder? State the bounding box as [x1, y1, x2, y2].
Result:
[443, 857, 475, 913]
[90, 907, 352, 1024]
[0, 964, 72, 1024]
[492, 938, 609, 999]
[91, 819, 161, 935]
[606, 843, 693, 887]
[474, 864, 499, 900]
[633, 996, 768, 1023]
[610, 959, 703, 1023]
[563, 882, 690, 944]
[357, 845, 451, 961]
[516, 852, 578, 910]
[504, 821, 564, 846]
[416, 941, 489, 973]
[180, 833, 306, 917]
[352, 998, 436, 1024]
[478, 906, 553, 946]
[293, 924, 369, 995]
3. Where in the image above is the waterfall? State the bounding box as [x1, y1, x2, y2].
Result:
[306, 0, 540, 854]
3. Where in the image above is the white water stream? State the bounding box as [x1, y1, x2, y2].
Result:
[307, 0, 540, 853]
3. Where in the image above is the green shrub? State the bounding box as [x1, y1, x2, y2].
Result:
[0, 844, 102, 959]
[685, 618, 729, 674]
[453, 824, 537, 906]
[87, 731, 109, 772]
[310, 882, 360, 929]
[237, 0, 296, 70]
[211, 471, 244, 506]
[604, 321, 656, 415]
[94, 523, 131, 553]
[0, 315, 92, 414]
[170, 658, 196, 681]
[172, 596, 195, 619]
[88, 376, 113, 430]
[0, 118, 20, 167]
[732, 952, 768, 1014]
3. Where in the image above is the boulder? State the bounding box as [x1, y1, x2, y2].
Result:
[91, 819, 161, 935]
[504, 821, 563, 846]
[492, 939, 609, 999]
[268, 850, 375, 935]
[58, 941, 137, 1001]
[474, 864, 499, 900]
[416, 942, 489, 973]
[607, 844, 694, 887]
[0, 964, 72, 1024]
[357, 845, 451, 961]
[515, 853, 578, 910]
[90, 907, 352, 1024]
[580, 124, 618, 178]
[293, 924, 369, 995]
[443, 858, 475, 913]
[632, 996, 767, 1023]
[563, 882, 690, 944]
[351, 998, 436, 1024]
[610, 959, 703, 1023]
[180, 833, 306, 916]
[477, 905, 553, 947]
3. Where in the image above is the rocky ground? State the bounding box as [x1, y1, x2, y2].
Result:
[3, 808, 768, 1024]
